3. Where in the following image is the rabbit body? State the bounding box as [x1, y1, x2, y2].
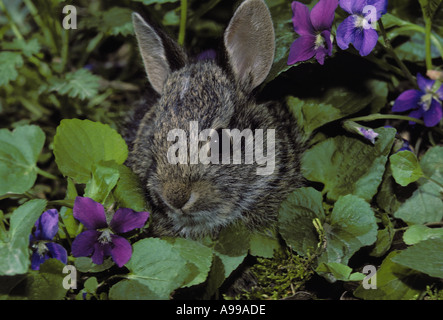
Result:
[126, 0, 304, 239]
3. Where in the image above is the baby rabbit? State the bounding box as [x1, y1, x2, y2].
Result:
[126, 0, 304, 239]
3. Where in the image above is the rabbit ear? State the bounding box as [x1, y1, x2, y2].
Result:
[132, 13, 186, 94]
[224, 0, 275, 91]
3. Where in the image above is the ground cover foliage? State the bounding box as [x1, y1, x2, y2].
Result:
[0, 0, 443, 300]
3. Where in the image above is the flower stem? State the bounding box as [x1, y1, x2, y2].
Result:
[178, 0, 188, 46]
[378, 19, 417, 88]
[48, 199, 75, 208]
[36, 167, 58, 180]
[424, 18, 433, 70]
[348, 113, 425, 125]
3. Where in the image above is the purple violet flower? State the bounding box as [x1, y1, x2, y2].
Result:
[30, 209, 67, 270]
[398, 140, 413, 152]
[197, 49, 217, 61]
[336, 0, 388, 56]
[288, 0, 339, 65]
[71, 197, 149, 268]
[392, 73, 443, 127]
[358, 127, 379, 144]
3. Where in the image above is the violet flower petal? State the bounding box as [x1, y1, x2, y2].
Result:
[34, 209, 59, 241]
[310, 0, 338, 31]
[71, 230, 100, 258]
[392, 90, 422, 112]
[288, 35, 316, 65]
[417, 73, 436, 92]
[436, 85, 443, 100]
[73, 197, 108, 230]
[110, 235, 133, 268]
[31, 250, 49, 270]
[353, 27, 378, 56]
[292, 1, 314, 36]
[90, 242, 109, 266]
[340, 0, 367, 14]
[336, 15, 357, 50]
[367, 0, 388, 19]
[46, 242, 68, 264]
[423, 99, 443, 127]
[408, 108, 425, 125]
[321, 30, 333, 56]
[110, 208, 149, 234]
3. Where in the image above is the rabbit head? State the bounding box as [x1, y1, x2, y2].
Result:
[128, 0, 303, 238]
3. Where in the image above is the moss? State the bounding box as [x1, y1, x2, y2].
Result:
[232, 249, 316, 300]
[425, 285, 443, 300]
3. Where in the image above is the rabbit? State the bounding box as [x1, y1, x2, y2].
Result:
[125, 0, 305, 239]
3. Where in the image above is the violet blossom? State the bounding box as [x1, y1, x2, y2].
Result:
[288, 0, 339, 65]
[30, 209, 67, 270]
[71, 197, 149, 268]
[336, 0, 388, 56]
[392, 73, 443, 127]
[358, 127, 379, 144]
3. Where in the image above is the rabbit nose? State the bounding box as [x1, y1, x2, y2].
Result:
[162, 182, 191, 210]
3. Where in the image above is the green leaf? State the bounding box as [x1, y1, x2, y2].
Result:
[59, 178, 79, 239]
[0, 125, 46, 196]
[301, 127, 396, 201]
[109, 278, 158, 300]
[165, 237, 213, 287]
[5, 259, 68, 300]
[100, 7, 134, 36]
[0, 199, 47, 276]
[354, 251, 423, 300]
[111, 163, 148, 212]
[53, 119, 128, 184]
[214, 222, 251, 257]
[263, 0, 295, 83]
[393, 176, 443, 225]
[370, 213, 395, 257]
[418, 0, 443, 19]
[321, 195, 378, 265]
[286, 82, 387, 138]
[392, 238, 443, 278]
[84, 277, 99, 294]
[420, 145, 443, 177]
[83, 7, 134, 36]
[113, 238, 190, 299]
[403, 224, 443, 245]
[46, 69, 101, 100]
[316, 262, 365, 282]
[2, 38, 41, 57]
[0, 52, 24, 86]
[84, 161, 120, 203]
[74, 257, 114, 273]
[249, 229, 281, 258]
[390, 151, 424, 187]
[278, 187, 325, 257]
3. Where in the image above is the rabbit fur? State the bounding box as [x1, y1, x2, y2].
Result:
[125, 0, 305, 239]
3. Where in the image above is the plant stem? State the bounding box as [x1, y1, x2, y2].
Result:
[348, 113, 425, 125]
[378, 19, 417, 88]
[424, 18, 433, 70]
[0, 0, 24, 40]
[36, 167, 58, 180]
[178, 0, 188, 46]
[48, 200, 75, 208]
[58, 214, 72, 246]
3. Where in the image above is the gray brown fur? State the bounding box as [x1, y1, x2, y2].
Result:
[125, 0, 305, 239]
